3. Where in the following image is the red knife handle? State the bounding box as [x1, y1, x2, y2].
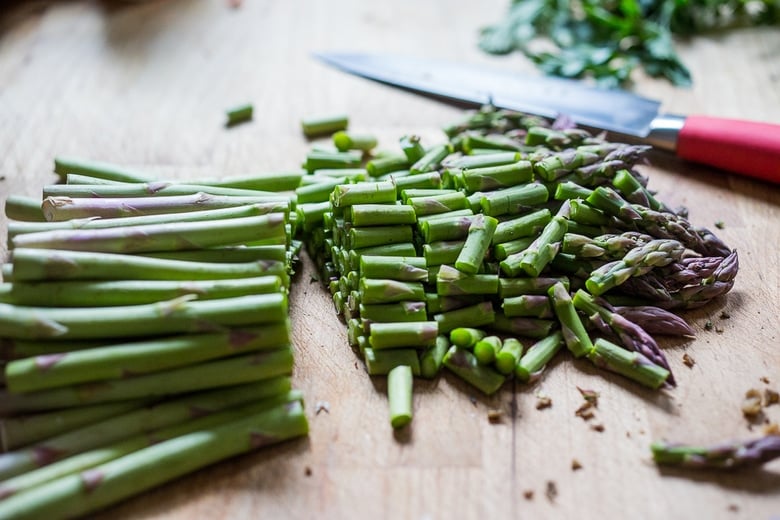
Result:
[676, 115, 780, 184]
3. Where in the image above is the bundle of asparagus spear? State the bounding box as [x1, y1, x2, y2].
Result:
[296, 106, 744, 430]
[0, 162, 309, 518]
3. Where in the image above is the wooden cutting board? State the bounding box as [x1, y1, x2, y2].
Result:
[0, 1, 778, 518]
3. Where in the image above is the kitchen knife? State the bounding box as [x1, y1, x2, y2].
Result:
[315, 52, 780, 184]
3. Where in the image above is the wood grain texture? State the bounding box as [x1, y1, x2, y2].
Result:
[0, 1, 779, 519]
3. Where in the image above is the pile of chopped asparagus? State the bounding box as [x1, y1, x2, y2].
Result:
[296, 106, 741, 430]
[0, 162, 309, 518]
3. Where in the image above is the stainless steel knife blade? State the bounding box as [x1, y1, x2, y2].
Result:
[315, 52, 780, 184]
[314, 52, 682, 150]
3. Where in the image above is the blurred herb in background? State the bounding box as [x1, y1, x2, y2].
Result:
[479, 0, 780, 88]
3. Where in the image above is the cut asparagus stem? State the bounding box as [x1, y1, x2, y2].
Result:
[333, 131, 378, 152]
[515, 331, 564, 382]
[5, 323, 291, 393]
[436, 265, 498, 296]
[407, 192, 468, 217]
[473, 336, 502, 365]
[12, 213, 288, 253]
[433, 301, 495, 333]
[399, 135, 425, 163]
[387, 365, 413, 429]
[359, 278, 425, 304]
[42, 193, 289, 221]
[460, 160, 534, 192]
[8, 203, 287, 240]
[449, 328, 486, 349]
[410, 144, 452, 174]
[331, 181, 396, 207]
[479, 183, 549, 217]
[369, 322, 438, 350]
[360, 256, 427, 282]
[0, 391, 303, 500]
[391, 171, 442, 190]
[295, 177, 346, 204]
[554, 181, 593, 201]
[587, 338, 670, 389]
[441, 151, 521, 170]
[651, 435, 780, 469]
[11, 249, 287, 282]
[0, 293, 287, 340]
[420, 215, 477, 242]
[423, 240, 465, 266]
[4, 196, 46, 223]
[0, 378, 292, 479]
[419, 335, 450, 378]
[0, 276, 282, 307]
[455, 214, 498, 274]
[493, 237, 534, 260]
[495, 337, 524, 375]
[53, 157, 156, 183]
[0, 401, 145, 451]
[359, 302, 427, 323]
[443, 346, 505, 395]
[301, 114, 349, 138]
[42, 183, 276, 200]
[347, 226, 413, 249]
[0, 401, 308, 520]
[548, 282, 592, 358]
[492, 209, 552, 244]
[490, 314, 556, 339]
[502, 295, 553, 318]
[366, 155, 410, 177]
[347, 204, 417, 227]
[364, 348, 421, 376]
[500, 202, 569, 277]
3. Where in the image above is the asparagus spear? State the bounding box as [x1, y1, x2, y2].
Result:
[0, 391, 302, 499]
[442, 346, 505, 395]
[651, 435, 780, 469]
[0, 293, 287, 340]
[301, 114, 348, 138]
[0, 401, 308, 520]
[4, 196, 46, 222]
[0, 401, 145, 451]
[42, 193, 289, 221]
[8, 203, 287, 240]
[387, 365, 413, 428]
[419, 335, 450, 378]
[11, 249, 288, 282]
[0, 352, 293, 415]
[572, 290, 674, 383]
[473, 336, 502, 365]
[12, 213, 288, 253]
[364, 349, 421, 376]
[5, 323, 291, 393]
[333, 131, 378, 153]
[562, 231, 654, 259]
[587, 338, 670, 389]
[548, 282, 592, 358]
[495, 337, 524, 375]
[0, 378, 292, 479]
[585, 239, 687, 296]
[369, 322, 438, 350]
[42, 183, 278, 200]
[455, 214, 498, 274]
[500, 201, 569, 277]
[449, 328, 486, 349]
[53, 157, 155, 183]
[515, 331, 564, 382]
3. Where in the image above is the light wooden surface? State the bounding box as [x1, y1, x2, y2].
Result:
[1, 1, 779, 519]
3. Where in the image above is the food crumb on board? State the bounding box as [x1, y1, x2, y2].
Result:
[487, 409, 503, 423]
[315, 401, 331, 415]
[682, 353, 696, 368]
[535, 394, 552, 410]
[764, 388, 779, 406]
[742, 389, 763, 418]
[704, 320, 713, 331]
[719, 311, 731, 320]
[591, 423, 605, 433]
[575, 401, 595, 421]
[727, 504, 739, 513]
[545, 481, 558, 502]
[571, 459, 582, 471]
[577, 387, 599, 406]
[304, 466, 312, 477]
[523, 490, 534, 500]
[763, 422, 780, 435]
[715, 220, 725, 230]
[760, 376, 770, 384]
